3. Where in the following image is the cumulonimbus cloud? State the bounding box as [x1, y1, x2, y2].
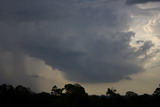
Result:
[0, 0, 157, 83]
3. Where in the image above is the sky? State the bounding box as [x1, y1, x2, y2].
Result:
[0, 0, 160, 95]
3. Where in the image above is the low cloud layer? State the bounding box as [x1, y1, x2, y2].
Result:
[0, 0, 157, 84]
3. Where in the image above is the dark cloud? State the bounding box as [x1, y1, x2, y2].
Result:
[0, 0, 78, 21]
[126, 0, 160, 5]
[20, 31, 145, 83]
[0, 0, 157, 84]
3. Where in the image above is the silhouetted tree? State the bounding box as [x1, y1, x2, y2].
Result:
[106, 88, 119, 96]
[15, 85, 32, 95]
[51, 85, 64, 96]
[2, 83, 160, 107]
[125, 91, 138, 97]
[0, 84, 14, 95]
[64, 83, 87, 96]
[153, 84, 160, 96]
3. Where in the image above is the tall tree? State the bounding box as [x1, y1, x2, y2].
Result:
[64, 83, 87, 96]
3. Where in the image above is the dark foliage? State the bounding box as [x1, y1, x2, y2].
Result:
[1, 83, 160, 107]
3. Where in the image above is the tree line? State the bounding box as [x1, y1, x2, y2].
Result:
[0, 83, 160, 107]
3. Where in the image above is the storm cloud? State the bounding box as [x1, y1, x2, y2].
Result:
[126, 0, 160, 5]
[0, 0, 157, 84]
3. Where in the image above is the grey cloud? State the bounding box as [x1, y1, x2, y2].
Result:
[0, 0, 156, 83]
[136, 40, 144, 44]
[0, 0, 121, 21]
[136, 41, 154, 57]
[138, 41, 154, 53]
[0, 0, 77, 21]
[20, 31, 144, 83]
[30, 75, 40, 78]
[126, 0, 160, 5]
[0, 53, 39, 91]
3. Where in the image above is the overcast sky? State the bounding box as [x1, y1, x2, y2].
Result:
[0, 0, 160, 95]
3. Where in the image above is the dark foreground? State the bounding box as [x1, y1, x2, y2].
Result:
[1, 83, 160, 107]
